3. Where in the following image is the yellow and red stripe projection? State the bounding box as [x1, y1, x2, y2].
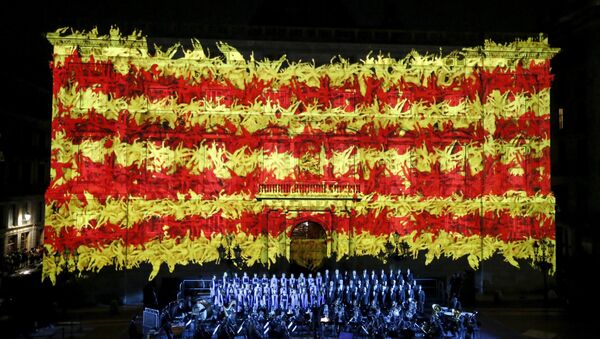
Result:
[44, 27, 559, 283]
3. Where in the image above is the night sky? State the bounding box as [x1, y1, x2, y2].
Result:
[0, 0, 579, 122]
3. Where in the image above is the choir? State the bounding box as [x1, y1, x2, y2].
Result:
[209, 268, 426, 323]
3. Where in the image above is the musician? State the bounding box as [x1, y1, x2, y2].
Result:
[324, 269, 330, 285]
[351, 270, 358, 283]
[417, 285, 426, 314]
[370, 270, 377, 284]
[270, 285, 279, 312]
[280, 273, 287, 290]
[222, 272, 229, 287]
[290, 288, 299, 310]
[344, 284, 352, 306]
[224, 300, 237, 321]
[361, 285, 370, 307]
[226, 283, 235, 305]
[380, 284, 388, 308]
[336, 280, 344, 300]
[262, 285, 270, 310]
[307, 273, 315, 287]
[361, 269, 369, 284]
[322, 304, 330, 322]
[252, 272, 259, 285]
[371, 288, 379, 308]
[253, 285, 262, 310]
[389, 280, 398, 305]
[398, 281, 406, 304]
[309, 284, 319, 307]
[380, 269, 388, 284]
[396, 269, 404, 285]
[334, 300, 345, 328]
[280, 286, 289, 311]
[317, 284, 326, 307]
[372, 278, 380, 296]
[406, 268, 414, 284]
[298, 272, 306, 289]
[270, 274, 278, 290]
[350, 301, 361, 323]
[244, 284, 253, 310]
[236, 286, 244, 312]
[261, 273, 269, 287]
[333, 269, 341, 284]
[450, 295, 461, 310]
[405, 297, 416, 319]
[214, 286, 224, 307]
[242, 272, 250, 285]
[326, 281, 336, 304]
[315, 272, 323, 289]
[233, 272, 241, 286]
[259, 288, 268, 311]
[210, 275, 218, 298]
[300, 286, 309, 310]
[289, 273, 296, 289]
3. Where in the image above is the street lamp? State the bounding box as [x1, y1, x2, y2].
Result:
[532, 239, 553, 304]
[54, 249, 79, 275]
[232, 244, 243, 268]
[382, 232, 411, 261]
[217, 234, 243, 268]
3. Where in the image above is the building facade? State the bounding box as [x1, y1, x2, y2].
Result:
[43, 28, 557, 283]
[0, 111, 50, 257]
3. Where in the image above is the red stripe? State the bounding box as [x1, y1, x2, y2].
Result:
[52, 52, 553, 109]
[52, 106, 550, 144]
[43, 211, 553, 253]
[46, 148, 551, 205]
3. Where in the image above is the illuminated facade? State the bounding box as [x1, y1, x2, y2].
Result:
[44, 28, 558, 283]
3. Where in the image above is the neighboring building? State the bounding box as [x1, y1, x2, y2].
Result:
[0, 111, 50, 256]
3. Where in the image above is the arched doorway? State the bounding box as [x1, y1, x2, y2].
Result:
[290, 221, 327, 271]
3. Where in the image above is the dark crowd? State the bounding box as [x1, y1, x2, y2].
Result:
[0, 246, 44, 275]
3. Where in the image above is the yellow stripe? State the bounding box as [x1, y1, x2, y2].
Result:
[41, 229, 556, 283]
[45, 190, 554, 231]
[50, 130, 550, 185]
[47, 28, 558, 90]
[53, 86, 550, 136]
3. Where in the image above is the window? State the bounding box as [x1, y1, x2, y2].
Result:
[7, 235, 17, 253]
[23, 202, 32, 225]
[20, 232, 29, 250]
[9, 204, 17, 227]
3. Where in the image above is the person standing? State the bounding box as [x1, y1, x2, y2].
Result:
[417, 285, 425, 314]
[143, 279, 159, 309]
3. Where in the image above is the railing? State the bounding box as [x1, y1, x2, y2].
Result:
[258, 182, 361, 196]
